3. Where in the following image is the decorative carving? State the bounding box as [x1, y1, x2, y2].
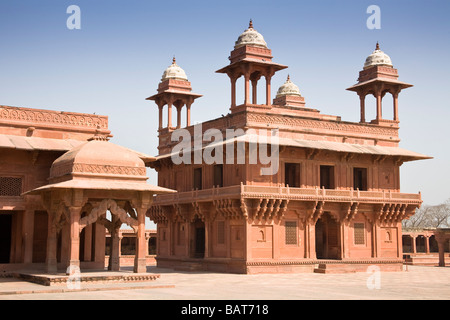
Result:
[50, 163, 146, 179]
[0, 105, 108, 130]
[246, 113, 398, 139]
[79, 199, 138, 232]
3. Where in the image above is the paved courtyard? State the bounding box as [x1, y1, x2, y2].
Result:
[0, 265, 449, 300]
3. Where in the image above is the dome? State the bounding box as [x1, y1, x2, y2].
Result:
[234, 20, 268, 49]
[364, 43, 393, 69]
[49, 136, 147, 182]
[161, 57, 188, 81]
[276, 75, 302, 98]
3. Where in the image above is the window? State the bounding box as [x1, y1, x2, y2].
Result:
[354, 223, 365, 245]
[285, 221, 297, 245]
[0, 177, 22, 196]
[320, 165, 335, 189]
[285, 163, 300, 188]
[214, 164, 223, 187]
[353, 168, 368, 191]
[217, 221, 225, 244]
[193, 168, 202, 190]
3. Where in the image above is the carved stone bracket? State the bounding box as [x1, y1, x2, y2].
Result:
[214, 198, 242, 220]
[342, 202, 359, 222]
[307, 200, 324, 224]
[252, 198, 288, 221]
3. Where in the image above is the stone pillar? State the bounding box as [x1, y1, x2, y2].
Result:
[83, 223, 93, 262]
[341, 222, 349, 259]
[176, 105, 182, 129]
[108, 216, 121, 271]
[376, 91, 382, 120]
[244, 72, 250, 105]
[46, 213, 58, 274]
[412, 235, 417, 254]
[167, 102, 172, 128]
[94, 222, 106, 267]
[67, 207, 82, 274]
[306, 222, 316, 259]
[359, 93, 366, 123]
[145, 232, 150, 256]
[251, 79, 257, 104]
[425, 235, 430, 254]
[186, 102, 192, 127]
[158, 104, 163, 130]
[134, 208, 147, 273]
[393, 92, 399, 121]
[230, 76, 237, 108]
[60, 224, 70, 268]
[372, 222, 382, 258]
[204, 221, 210, 259]
[265, 75, 272, 106]
[22, 209, 34, 264]
[436, 233, 446, 267]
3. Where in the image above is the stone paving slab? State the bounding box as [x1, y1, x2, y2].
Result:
[0, 265, 449, 300]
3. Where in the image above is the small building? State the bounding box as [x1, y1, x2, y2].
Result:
[147, 22, 432, 273]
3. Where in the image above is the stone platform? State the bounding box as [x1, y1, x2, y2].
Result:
[11, 271, 160, 287]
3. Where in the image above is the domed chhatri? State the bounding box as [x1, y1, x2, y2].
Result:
[49, 135, 148, 183]
[234, 19, 268, 49]
[161, 57, 188, 82]
[276, 75, 302, 98]
[364, 42, 393, 69]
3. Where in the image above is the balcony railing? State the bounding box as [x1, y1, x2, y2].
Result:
[152, 184, 422, 205]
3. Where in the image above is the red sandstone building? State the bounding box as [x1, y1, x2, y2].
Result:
[147, 22, 432, 273]
[0, 22, 440, 276]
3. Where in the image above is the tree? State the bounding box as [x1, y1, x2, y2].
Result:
[403, 198, 450, 229]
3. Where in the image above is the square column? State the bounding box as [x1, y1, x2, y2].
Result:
[67, 207, 82, 274]
[46, 213, 58, 274]
[22, 209, 35, 264]
[134, 208, 147, 273]
[108, 216, 121, 271]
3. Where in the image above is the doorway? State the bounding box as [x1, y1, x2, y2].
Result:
[0, 214, 12, 263]
[192, 219, 205, 258]
[315, 212, 340, 259]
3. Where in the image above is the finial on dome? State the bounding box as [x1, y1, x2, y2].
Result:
[172, 56, 176, 64]
[375, 42, 380, 51]
[287, 74, 290, 81]
[249, 19, 253, 29]
[88, 125, 110, 141]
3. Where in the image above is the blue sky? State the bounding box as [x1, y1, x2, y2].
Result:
[1, 0, 449, 210]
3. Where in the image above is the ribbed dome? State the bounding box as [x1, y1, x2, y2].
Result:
[50, 136, 147, 182]
[161, 57, 188, 81]
[364, 43, 393, 69]
[234, 20, 268, 49]
[276, 75, 302, 98]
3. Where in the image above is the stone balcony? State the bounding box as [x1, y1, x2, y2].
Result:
[148, 184, 421, 223]
[151, 183, 421, 206]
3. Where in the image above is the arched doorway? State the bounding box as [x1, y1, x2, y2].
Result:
[315, 212, 340, 259]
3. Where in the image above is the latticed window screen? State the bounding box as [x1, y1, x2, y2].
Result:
[0, 177, 22, 196]
[354, 223, 365, 245]
[285, 221, 297, 245]
[217, 221, 225, 244]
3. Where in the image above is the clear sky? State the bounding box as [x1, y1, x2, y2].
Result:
[1, 0, 449, 215]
